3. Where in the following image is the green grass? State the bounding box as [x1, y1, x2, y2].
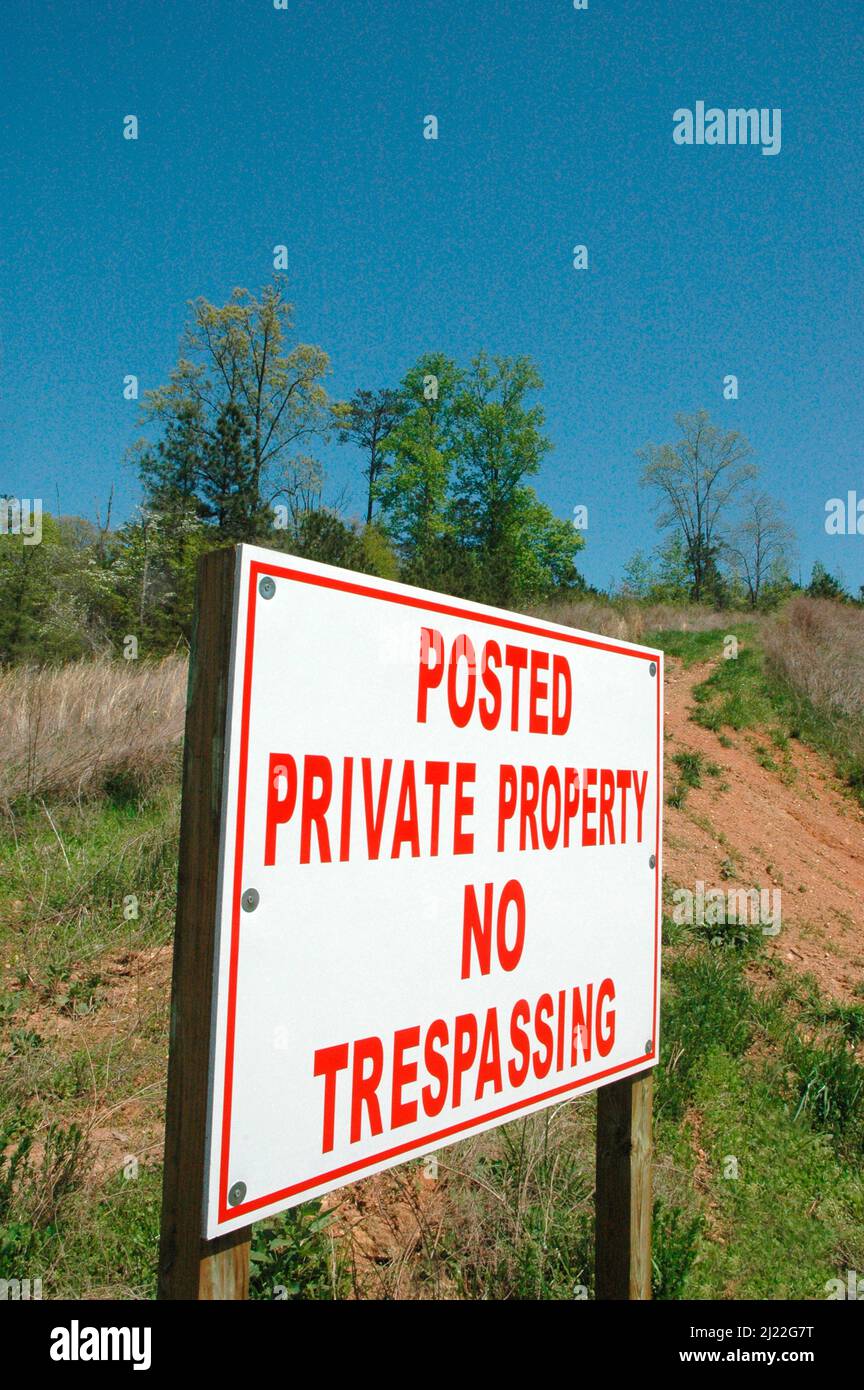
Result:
[692, 645, 776, 733]
[0, 785, 179, 998]
[677, 623, 864, 804]
[685, 1050, 864, 1299]
[652, 904, 864, 1299]
[645, 628, 729, 667]
[665, 747, 725, 809]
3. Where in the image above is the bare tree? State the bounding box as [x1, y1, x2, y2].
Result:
[638, 410, 757, 601]
[727, 491, 795, 608]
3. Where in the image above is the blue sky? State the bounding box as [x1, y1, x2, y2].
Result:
[3, 0, 862, 590]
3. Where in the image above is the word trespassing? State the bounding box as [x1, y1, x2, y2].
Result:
[313, 979, 617, 1152]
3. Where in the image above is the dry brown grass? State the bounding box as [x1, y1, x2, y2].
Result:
[533, 598, 731, 644]
[763, 597, 864, 721]
[0, 657, 187, 802]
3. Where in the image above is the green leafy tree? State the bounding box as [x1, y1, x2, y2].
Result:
[620, 550, 654, 599]
[0, 514, 112, 662]
[102, 509, 210, 652]
[376, 354, 463, 581]
[807, 560, 847, 601]
[448, 353, 582, 605]
[198, 402, 269, 541]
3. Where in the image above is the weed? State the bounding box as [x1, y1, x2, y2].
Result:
[249, 1201, 346, 1301]
[652, 1197, 702, 1299]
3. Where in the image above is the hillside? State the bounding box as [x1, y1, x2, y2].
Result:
[664, 648, 864, 1002]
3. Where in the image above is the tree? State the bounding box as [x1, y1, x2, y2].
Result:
[0, 513, 113, 662]
[376, 354, 463, 579]
[333, 389, 408, 523]
[137, 405, 202, 522]
[638, 410, 757, 602]
[807, 560, 847, 601]
[287, 509, 366, 570]
[620, 551, 653, 600]
[140, 277, 330, 532]
[726, 491, 795, 608]
[448, 353, 582, 605]
[376, 350, 584, 604]
[198, 402, 268, 540]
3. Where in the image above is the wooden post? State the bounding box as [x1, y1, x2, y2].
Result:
[158, 547, 251, 1299]
[595, 1069, 653, 1300]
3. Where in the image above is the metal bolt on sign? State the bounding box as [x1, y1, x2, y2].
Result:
[241, 888, 260, 913]
[648, 855, 656, 870]
[649, 662, 656, 676]
[259, 576, 276, 600]
[228, 1182, 247, 1207]
[645, 1040, 653, 1054]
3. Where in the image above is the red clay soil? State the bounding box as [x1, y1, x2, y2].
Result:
[663, 656, 864, 1002]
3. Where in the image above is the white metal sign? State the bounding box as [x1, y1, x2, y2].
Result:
[204, 545, 662, 1236]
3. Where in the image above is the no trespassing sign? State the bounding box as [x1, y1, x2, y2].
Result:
[203, 546, 663, 1236]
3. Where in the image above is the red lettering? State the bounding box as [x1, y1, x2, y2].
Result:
[447, 634, 477, 728]
[479, 640, 502, 730]
[417, 627, 444, 723]
[452, 1014, 478, 1107]
[582, 767, 598, 847]
[264, 754, 297, 866]
[551, 655, 572, 735]
[571, 983, 593, 1065]
[313, 1042, 349, 1153]
[599, 768, 615, 845]
[350, 1036, 384, 1142]
[632, 769, 648, 842]
[615, 769, 631, 842]
[454, 763, 475, 854]
[508, 1000, 531, 1086]
[532, 994, 554, 1078]
[422, 1019, 449, 1117]
[391, 1026, 421, 1128]
[300, 755, 332, 864]
[424, 761, 449, 856]
[497, 764, 517, 852]
[504, 644, 528, 731]
[475, 1009, 503, 1099]
[391, 760, 420, 858]
[520, 765, 539, 850]
[563, 767, 580, 847]
[541, 766, 561, 849]
[596, 978, 616, 1057]
[361, 758, 392, 859]
[528, 650, 549, 734]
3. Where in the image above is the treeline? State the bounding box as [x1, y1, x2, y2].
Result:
[0, 279, 588, 663]
[0, 279, 857, 665]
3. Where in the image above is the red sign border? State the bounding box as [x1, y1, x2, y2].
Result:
[216, 558, 662, 1226]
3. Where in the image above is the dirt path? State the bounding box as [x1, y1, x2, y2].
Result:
[663, 655, 864, 1002]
